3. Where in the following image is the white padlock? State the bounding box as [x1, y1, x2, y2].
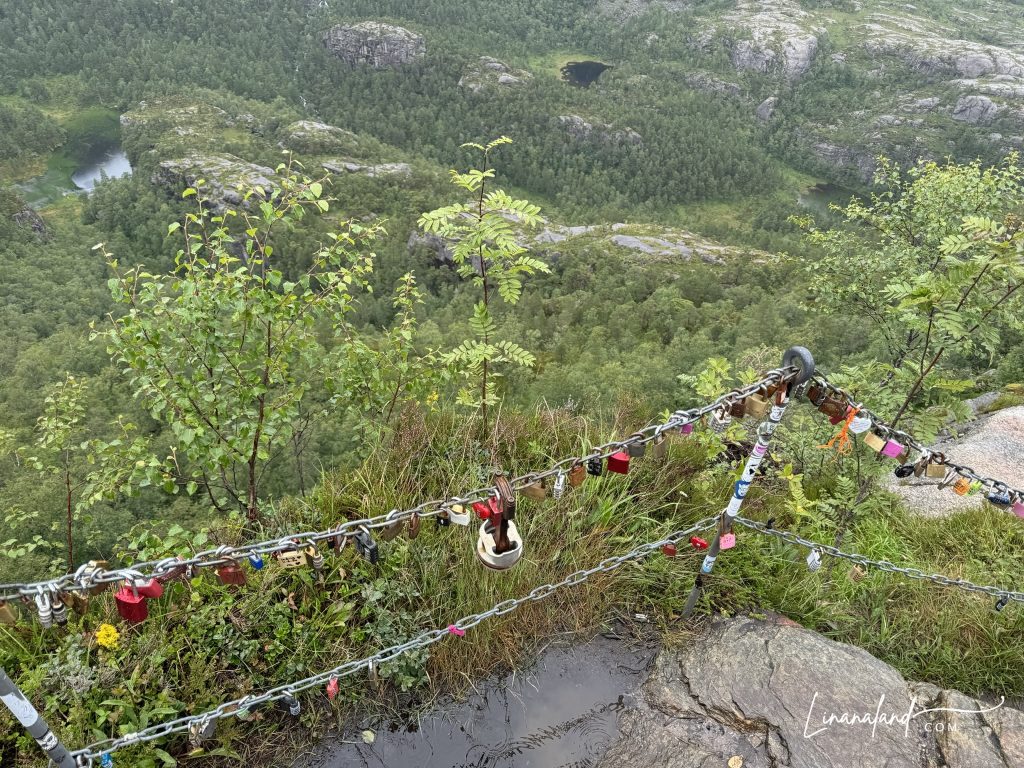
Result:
[476, 520, 524, 570]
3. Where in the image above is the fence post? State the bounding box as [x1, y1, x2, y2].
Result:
[0, 666, 77, 767]
[682, 346, 815, 618]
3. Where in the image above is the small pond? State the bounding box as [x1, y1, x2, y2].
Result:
[561, 60, 611, 87]
[15, 143, 132, 208]
[303, 632, 655, 768]
[797, 182, 856, 218]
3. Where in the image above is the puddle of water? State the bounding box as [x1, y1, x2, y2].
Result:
[303, 633, 655, 768]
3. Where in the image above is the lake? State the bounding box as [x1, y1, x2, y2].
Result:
[797, 182, 856, 218]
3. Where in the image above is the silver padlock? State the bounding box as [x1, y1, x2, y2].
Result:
[34, 590, 53, 629]
[553, 472, 567, 500]
[708, 408, 731, 433]
[806, 549, 822, 572]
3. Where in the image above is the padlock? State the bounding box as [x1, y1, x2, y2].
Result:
[446, 504, 471, 526]
[607, 452, 630, 474]
[847, 414, 872, 434]
[64, 591, 89, 616]
[81, 560, 111, 595]
[952, 477, 971, 496]
[553, 472, 567, 499]
[353, 527, 378, 564]
[719, 533, 736, 550]
[819, 400, 848, 424]
[586, 457, 603, 476]
[248, 553, 264, 570]
[436, 509, 452, 528]
[521, 480, 547, 501]
[862, 432, 886, 452]
[279, 694, 301, 716]
[881, 439, 907, 459]
[472, 500, 493, 520]
[805, 384, 826, 407]
[476, 520, 523, 570]
[368, 658, 379, 684]
[995, 596, 1010, 612]
[278, 548, 308, 568]
[0, 600, 18, 625]
[407, 513, 421, 540]
[679, 422, 694, 435]
[894, 464, 916, 479]
[216, 561, 247, 586]
[326, 677, 339, 701]
[661, 543, 677, 557]
[50, 593, 68, 626]
[987, 491, 1012, 507]
[189, 719, 216, 748]
[114, 585, 149, 623]
[728, 399, 747, 419]
[626, 435, 646, 458]
[652, 433, 668, 459]
[926, 461, 947, 479]
[378, 510, 404, 542]
[1013, 500, 1024, 518]
[568, 464, 586, 486]
[744, 393, 771, 419]
[306, 545, 325, 578]
[689, 536, 709, 550]
[34, 591, 53, 629]
[848, 565, 866, 582]
[708, 408, 731, 433]
[806, 549, 822, 572]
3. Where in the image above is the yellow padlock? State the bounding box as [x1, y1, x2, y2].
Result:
[744, 393, 771, 419]
[0, 601, 18, 625]
[862, 432, 886, 452]
[521, 481, 547, 501]
[277, 549, 308, 568]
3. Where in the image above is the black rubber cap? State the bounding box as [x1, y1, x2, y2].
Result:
[781, 346, 815, 384]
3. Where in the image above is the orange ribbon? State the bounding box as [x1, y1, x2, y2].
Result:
[818, 406, 858, 456]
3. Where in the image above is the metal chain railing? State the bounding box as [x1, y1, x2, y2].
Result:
[0, 367, 797, 604]
[808, 373, 1024, 502]
[68, 516, 720, 766]
[734, 516, 1024, 604]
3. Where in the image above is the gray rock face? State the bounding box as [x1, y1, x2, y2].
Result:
[598, 617, 1023, 768]
[155, 153, 275, 212]
[12, 205, 47, 237]
[458, 57, 532, 92]
[756, 96, 778, 121]
[282, 120, 358, 153]
[322, 160, 411, 178]
[407, 230, 454, 266]
[323, 22, 425, 68]
[717, 0, 821, 80]
[810, 140, 876, 183]
[685, 72, 743, 97]
[952, 94, 1001, 124]
[558, 114, 642, 145]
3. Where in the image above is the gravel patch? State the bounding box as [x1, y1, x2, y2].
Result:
[885, 405, 1024, 517]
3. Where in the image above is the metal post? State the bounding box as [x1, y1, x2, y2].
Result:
[683, 346, 814, 618]
[0, 666, 77, 768]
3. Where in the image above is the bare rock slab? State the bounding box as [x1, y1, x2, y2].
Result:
[323, 22, 425, 69]
[599, 617, 1022, 768]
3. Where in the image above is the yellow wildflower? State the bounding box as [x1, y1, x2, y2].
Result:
[96, 623, 120, 650]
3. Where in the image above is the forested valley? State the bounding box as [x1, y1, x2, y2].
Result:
[3, 0, 1024, 765]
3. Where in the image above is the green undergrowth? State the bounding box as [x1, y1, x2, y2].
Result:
[3, 402, 1024, 766]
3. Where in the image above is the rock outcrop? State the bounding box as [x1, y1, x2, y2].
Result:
[952, 94, 1001, 124]
[11, 205, 47, 238]
[598, 617, 1023, 768]
[684, 72, 743, 97]
[809, 139, 877, 183]
[756, 96, 778, 121]
[458, 57, 532, 92]
[717, 0, 821, 80]
[887, 405, 1024, 517]
[282, 120, 359, 154]
[323, 22, 425, 68]
[154, 153, 275, 211]
[558, 115, 642, 145]
[321, 160, 411, 178]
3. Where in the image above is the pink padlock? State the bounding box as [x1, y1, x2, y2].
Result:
[719, 533, 736, 550]
[881, 440, 905, 458]
[680, 423, 694, 435]
[1013, 501, 1024, 519]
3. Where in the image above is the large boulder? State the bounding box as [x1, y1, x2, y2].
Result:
[558, 114, 642, 145]
[458, 57, 532, 92]
[952, 94, 1001, 124]
[154, 153, 275, 211]
[598, 617, 1023, 768]
[323, 22, 425, 69]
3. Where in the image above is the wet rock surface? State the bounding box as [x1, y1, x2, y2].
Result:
[599, 617, 1022, 768]
[323, 22, 425, 69]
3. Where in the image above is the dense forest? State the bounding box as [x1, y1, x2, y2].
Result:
[3, 0, 1024, 764]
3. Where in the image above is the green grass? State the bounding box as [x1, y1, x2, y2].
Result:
[3, 402, 1023, 766]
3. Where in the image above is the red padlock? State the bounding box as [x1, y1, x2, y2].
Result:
[216, 562, 247, 586]
[689, 536, 709, 550]
[606, 452, 631, 475]
[115, 585, 148, 622]
[661, 543, 677, 557]
[472, 501, 492, 520]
